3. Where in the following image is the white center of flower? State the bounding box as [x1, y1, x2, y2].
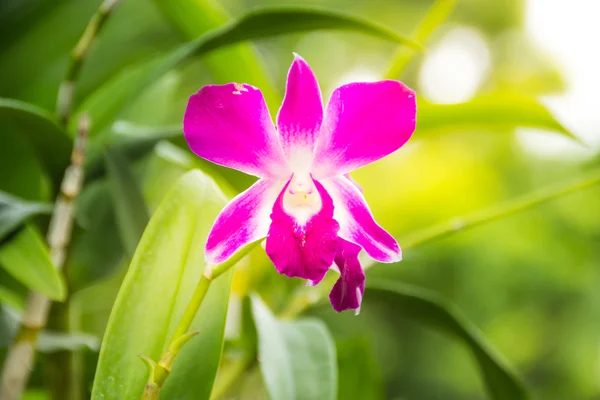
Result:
[283, 173, 322, 225]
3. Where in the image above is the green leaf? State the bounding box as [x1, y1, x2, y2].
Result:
[79, 6, 420, 137]
[92, 170, 233, 400]
[367, 279, 529, 400]
[0, 98, 72, 185]
[0, 225, 65, 301]
[103, 148, 149, 257]
[0, 190, 53, 242]
[251, 295, 338, 400]
[417, 94, 575, 139]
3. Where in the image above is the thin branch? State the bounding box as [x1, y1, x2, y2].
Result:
[56, 0, 124, 127]
[0, 116, 89, 400]
[384, 0, 456, 79]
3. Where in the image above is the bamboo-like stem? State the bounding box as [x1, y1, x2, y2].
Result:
[384, 0, 456, 79]
[56, 0, 124, 127]
[140, 242, 260, 400]
[0, 116, 89, 400]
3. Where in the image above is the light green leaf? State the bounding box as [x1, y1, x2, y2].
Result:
[103, 148, 149, 257]
[0, 190, 53, 242]
[417, 94, 575, 139]
[79, 6, 419, 137]
[0, 225, 65, 301]
[0, 98, 72, 184]
[251, 295, 337, 400]
[367, 279, 529, 400]
[92, 170, 233, 400]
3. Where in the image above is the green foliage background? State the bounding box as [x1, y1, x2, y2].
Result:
[1, 0, 598, 399]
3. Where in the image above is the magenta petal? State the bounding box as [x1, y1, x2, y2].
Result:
[206, 179, 284, 263]
[330, 239, 365, 313]
[312, 80, 416, 178]
[266, 179, 340, 282]
[184, 83, 289, 179]
[276, 54, 323, 165]
[323, 176, 401, 263]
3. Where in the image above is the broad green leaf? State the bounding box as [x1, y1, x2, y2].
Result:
[0, 98, 72, 185]
[251, 295, 338, 400]
[417, 94, 574, 139]
[0, 225, 65, 301]
[0, 190, 53, 242]
[367, 279, 529, 400]
[92, 170, 233, 400]
[103, 148, 149, 257]
[151, 0, 279, 105]
[78, 6, 419, 137]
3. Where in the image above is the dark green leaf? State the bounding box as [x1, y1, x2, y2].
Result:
[0, 225, 65, 301]
[251, 295, 338, 400]
[0, 190, 53, 242]
[367, 279, 529, 400]
[417, 94, 575, 139]
[103, 148, 149, 257]
[78, 6, 420, 136]
[0, 98, 72, 185]
[92, 170, 234, 399]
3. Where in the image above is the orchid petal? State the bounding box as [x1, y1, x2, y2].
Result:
[330, 239, 365, 313]
[312, 80, 416, 178]
[266, 179, 339, 282]
[206, 179, 284, 263]
[277, 54, 323, 172]
[322, 176, 401, 263]
[184, 83, 289, 179]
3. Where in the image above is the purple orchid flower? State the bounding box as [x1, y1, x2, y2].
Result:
[183, 54, 416, 313]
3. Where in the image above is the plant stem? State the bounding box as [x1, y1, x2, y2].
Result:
[140, 241, 261, 399]
[0, 116, 89, 400]
[152, 275, 211, 390]
[57, 0, 124, 127]
[384, 0, 456, 79]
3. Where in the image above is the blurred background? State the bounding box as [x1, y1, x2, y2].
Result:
[1, 0, 600, 399]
